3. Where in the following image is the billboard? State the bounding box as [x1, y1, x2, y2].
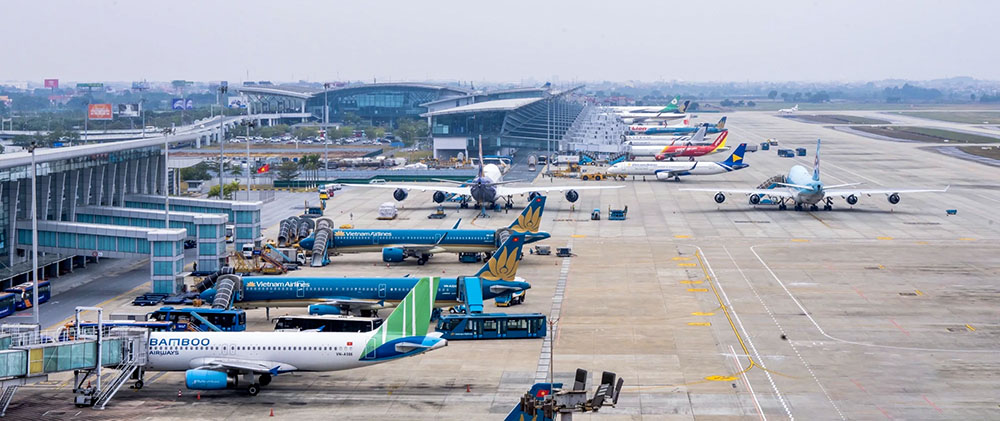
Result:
[131, 81, 149, 90]
[118, 103, 140, 117]
[227, 96, 247, 108]
[76, 82, 104, 89]
[88, 104, 113, 120]
[172, 98, 194, 110]
[44, 79, 59, 89]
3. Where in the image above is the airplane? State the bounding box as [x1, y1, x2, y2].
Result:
[623, 126, 710, 146]
[628, 130, 729, 161]
[297, 196, 550, 265]
[352, 138, 623, 213]
[778, 104, 799, 113]
[202, 233, 532, 315]
[629, 117, 727, 136]
[608, 143, 748, 181]
[680, 139, 949, 211]
[146, 277, 446, 396]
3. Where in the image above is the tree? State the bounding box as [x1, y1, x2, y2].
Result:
[768, 90, 778, 100]
[341, 112, 364, 126]
[256, 124, 288, 139]
[720, 99, 735, 107]
[687, 102, 700, 111]
[394, 118, 429, 145]
[364, 126, 385, 140]
[298, 154, 321, 181]
[747, 101, 757, 107]
[179, 161, 213, 181]
[275, 160, 300, 181]
[293, 126, 319, 140]
[208, 181, 242, 199]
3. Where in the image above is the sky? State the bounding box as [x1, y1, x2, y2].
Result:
[3, 0, 998, 84]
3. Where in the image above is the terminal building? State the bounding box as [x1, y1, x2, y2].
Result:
[0, 128, 263, 294]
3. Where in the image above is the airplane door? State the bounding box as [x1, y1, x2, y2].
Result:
[296, 285, 305, 298]
[378, 283, 386, 299]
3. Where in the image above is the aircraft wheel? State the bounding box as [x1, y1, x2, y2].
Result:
[258, 374, 271, 386]
[824, 204, 832, 211]
[794, 204, 803, 211]
[134, 380, 144, 390]
[809, 205, 819, 211]
[417, 258, 426, 266]
[778, 203, 787, 210]
[248, 383, 261, 396]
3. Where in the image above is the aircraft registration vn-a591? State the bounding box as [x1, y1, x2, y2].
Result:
[681, 139, 949, 211]
[609, 143, 748, 181]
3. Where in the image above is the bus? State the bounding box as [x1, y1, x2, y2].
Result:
[225, 225, 235, 244]
[273, 315, 383, 333]
[147, 307, 247, 332]
[6, 280, 51, 311]
[0, 293, 17, 319]
[435, 313, 546, 340]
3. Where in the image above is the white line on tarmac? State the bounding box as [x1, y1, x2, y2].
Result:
[749, 244, 996, 354]
[730, 344, 765, 421]
[694, 245, 793, 420]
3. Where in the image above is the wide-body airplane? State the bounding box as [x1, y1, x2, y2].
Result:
[630, 117, 727, 136]
[202, 233, 531, 315]
[146, 277, 446, 396]
[609, 143, 748, 181]
[680, 139, 948, 210]
[354, 140, 622, 211]
[628, 131, 729, 161]
[297, 196, 549, 264]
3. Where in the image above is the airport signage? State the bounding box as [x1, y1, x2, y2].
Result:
[131, 81, 149, 90]
[227, 96, 247, 108]
[44, 79, 59, 89]
[88, 104, 113, 120]
[172, 98, 194, 110]
[118, 103, 140, 117]
[76, 82, 104, 88]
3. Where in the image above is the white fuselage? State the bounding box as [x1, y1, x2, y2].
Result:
[624, 133, 711, 146]
[146, 331, 375, 373]
[608, 160, 729, 177]
[785, 165, 824, 205]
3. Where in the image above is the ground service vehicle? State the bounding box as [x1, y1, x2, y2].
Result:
[148, 307, 247, 332]
[0, 293, 17, 318]
[6, 280, 51, 310]
[274, 315, 383, 332]
[436, 312, 546, 340]
[495, 290, 526, 307]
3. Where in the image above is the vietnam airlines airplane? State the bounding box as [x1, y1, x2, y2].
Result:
[628, 131, 729, 161]
[608, 144, 748, 181]
[202, 233, 531, 315]
[353, 139, 622, 211]
[680, 139, 949, 210]
[297, 196, 549, 264]
[146, 277, 446, 396]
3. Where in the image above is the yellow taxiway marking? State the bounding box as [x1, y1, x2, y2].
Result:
[705, 375, 737, 381]
[677, 263, 697, 267]
[790, 239, 809, 243]
[877, 236, 894, 240]
[680, 280, 703, 285]
[672, 256, 692, 261]
[959, 237, 977, 241]
[691, 312, 715, 316]
[878, 264, 886, 270]
[966, 324, 976, 332]
[914, 289, 924, 296]
[570, 234, 587, 238]
[916, 241, 929, 245]
[687, 288, 708, 292]
[687, 322, 712, 326]
[674, 235, 691, 239]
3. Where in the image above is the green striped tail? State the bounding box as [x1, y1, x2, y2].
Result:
[362, 277, 439, 360]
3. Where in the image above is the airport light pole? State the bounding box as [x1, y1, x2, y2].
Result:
[27, 141, 39, 326]
[217, 84, 228, 198]
[241, 119, 256, 198]
[163, 126, 174, 229]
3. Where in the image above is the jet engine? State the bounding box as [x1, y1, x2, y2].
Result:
[393, 188, 408, 201]
[846, 194, 858, 205]
[433, 191, 446, 203]
[185, 369, 238, 390]
[565, 190, 579, 203]
[528, 192, 540, 201]
[308, 304, 343, 315]
[382, 247, 406, 262]
[748, 194, 761, 205]
[888, 193, 900, 204]
[714, 193, 726, 203]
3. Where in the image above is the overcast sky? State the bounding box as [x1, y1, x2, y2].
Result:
[3, 0, 997, 84]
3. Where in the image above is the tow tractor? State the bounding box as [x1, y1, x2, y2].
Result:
[608, 206, 628, 221]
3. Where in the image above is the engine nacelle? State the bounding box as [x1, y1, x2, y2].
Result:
[714, 193, 726, 204]
[433, 191, 446, 203]
[846, 194, 858, 205]
[495, 228, 513, 248]
[888, 193, 900, 204]
[308, 303, 343, 315]
[382, 247, 406, 263]
[185, 369, 237, 390]
[655, 172, 673, 181]
[748, 194, 761, 205]
[565, 190, 579, 203]
[393, 188, 408, 201]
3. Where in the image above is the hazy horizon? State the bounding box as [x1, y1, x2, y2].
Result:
[3, 0, 998, 84]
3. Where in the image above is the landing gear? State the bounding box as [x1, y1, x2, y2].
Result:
[823, 198, 833, 211]
[248, 383, 260, 396]
[809, 204, 819, 212]
[258, 374, 271, 387]
[504, 196, 514, 209]
[778, 203, 787, 210]
[417, 257, 427, 265]
[460, 200, 469, 209]
[133, 380, 143, 390]
[794, 203, 803, 211]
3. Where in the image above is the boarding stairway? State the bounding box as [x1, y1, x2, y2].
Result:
[310, 218, 334, 267]
[755, 175, 787, 205]
[211, 274, 243, 309]
[0, 385, 17, 416]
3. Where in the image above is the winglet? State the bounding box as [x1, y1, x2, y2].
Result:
[508, 195, 546, 233]
[474, 233, 526, 281]
[813, 138, 821, 181]
[452, 218, 462, 229]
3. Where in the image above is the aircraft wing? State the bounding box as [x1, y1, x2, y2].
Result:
[195, 358, 298, 375]
[385, 244, 448, 254]
[497, 185, 625, 196]
[824, 186, 949, 197]
[350, 183, 471, 196]
[679, 187, 797, 198]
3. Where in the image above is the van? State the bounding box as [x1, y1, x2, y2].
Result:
[242, 244, 255, 259]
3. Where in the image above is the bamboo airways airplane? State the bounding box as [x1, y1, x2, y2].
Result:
[146, 277, 446, 396]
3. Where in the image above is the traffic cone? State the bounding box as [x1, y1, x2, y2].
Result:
[197, 392, 201, 400]
[466, 384, 470, 393]
[270, 408, 275, 417]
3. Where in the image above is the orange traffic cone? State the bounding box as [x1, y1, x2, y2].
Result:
[466, 384, 471, 393]
[270, 408, 275, 417]
[197, 392, 201, 400]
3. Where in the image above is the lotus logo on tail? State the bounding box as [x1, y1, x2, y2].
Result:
[511, 203, 542, 233]
[481, 240, 520, 281]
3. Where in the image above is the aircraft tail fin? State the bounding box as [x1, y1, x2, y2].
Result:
[716, 116, 727, 130]
[692, 126, 707, 143]
[711, 131, 728, 151]
[720, 143, 747, 167]
[812, 138, 821, 181]
[474, 233, 526, 281]
[660, 95, 681, 113]
[508, 195, 546, 233]
[477, 135, 485, 178]
[678, 100, 690, 113]
[361, 276, 441, 361]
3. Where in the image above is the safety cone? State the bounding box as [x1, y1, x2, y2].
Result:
[177, 390, 182, 398]
[466, 384, 471, 393]
[270, 408, 275, 417]
[197, 392, 201, 400]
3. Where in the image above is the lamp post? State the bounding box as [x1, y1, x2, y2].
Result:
[241, 119, 256, 199]
[27, 141, 39, 326]
[162, 126, 174, 229]
[217, 84, 229, 199]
